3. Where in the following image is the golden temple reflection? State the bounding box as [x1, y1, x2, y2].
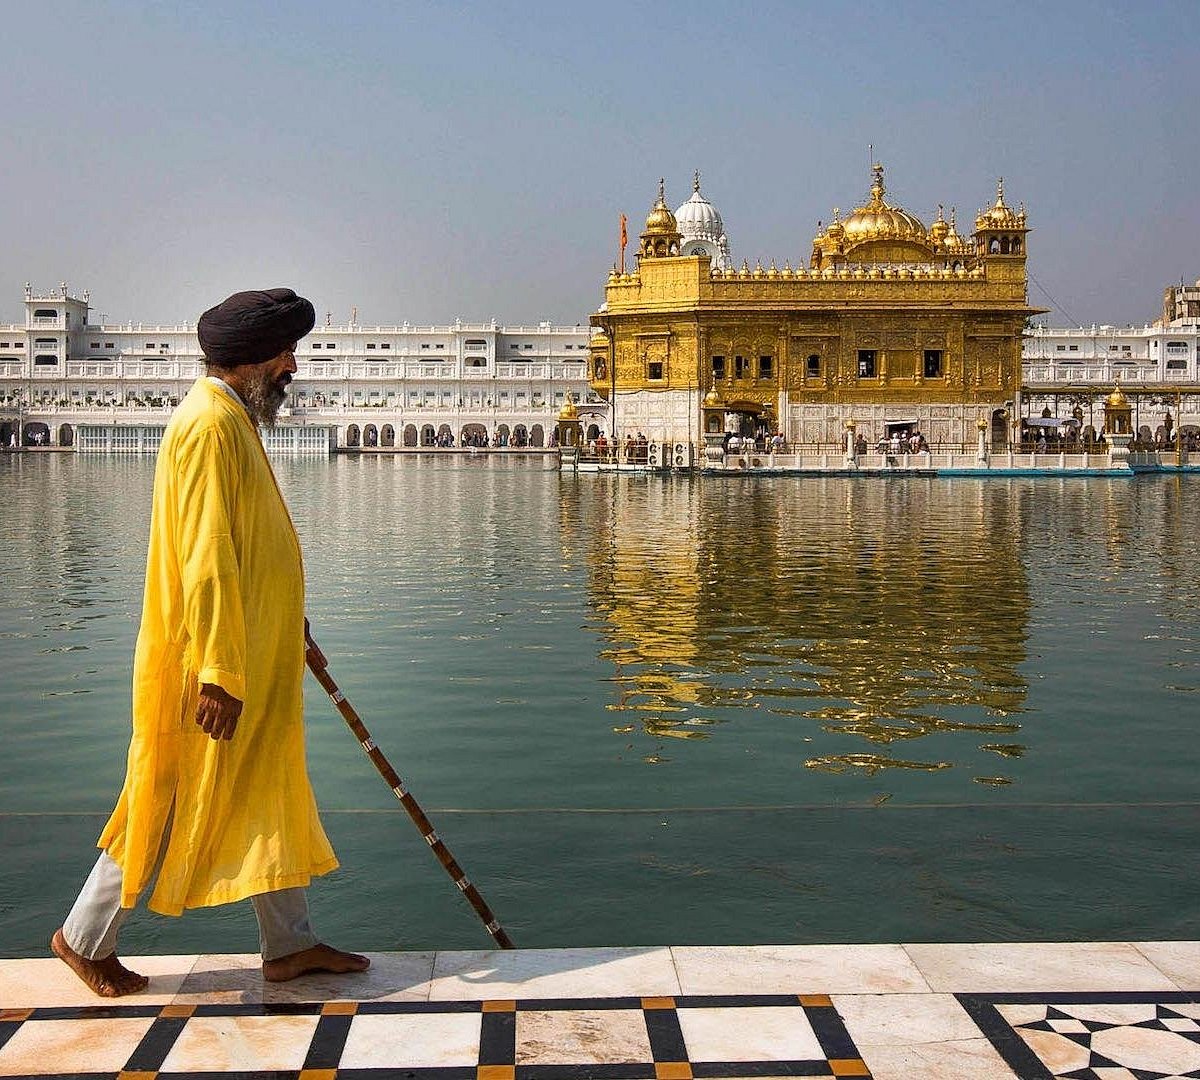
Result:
[805, 754, 953, 776]
[564, 475, 1031, 777]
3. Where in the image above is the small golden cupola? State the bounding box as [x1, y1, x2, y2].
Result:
[811, 164, 932, 268]
[973, 178, 1029, 257]
[639, 178, 682, 260]
[943, 207, 967, 254]
[930, 204, 950, 246]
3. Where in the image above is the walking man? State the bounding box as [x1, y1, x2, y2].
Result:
[52, 288, 369, 996]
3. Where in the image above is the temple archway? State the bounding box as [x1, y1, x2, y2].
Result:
[461, 423, 487, 446]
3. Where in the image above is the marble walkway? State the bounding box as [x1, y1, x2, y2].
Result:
[2, 941, 1200, 1079]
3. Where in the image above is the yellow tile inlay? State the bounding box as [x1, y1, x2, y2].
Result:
[641, 996, 677, 1010]
[299, 1070, 338, 1080]
[654, 1062, 692, 1080]
[321, 1000, 358, 1015]
[477, 1066, 515, 1080]
[0, 1009, 32, 1022]
[830, 1058, 870, 1076]
[158, 1004, 195, 1018]
[481, 999, 517, 1012]
[799, 994, 833, 1007]
[118, 1072, 158, 1080]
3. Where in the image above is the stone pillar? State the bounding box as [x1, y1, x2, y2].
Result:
[844, 419, 857, 468]
[976, 417, 989, 465]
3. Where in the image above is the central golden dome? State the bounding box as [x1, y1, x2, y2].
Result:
[839, 164, 928, 243]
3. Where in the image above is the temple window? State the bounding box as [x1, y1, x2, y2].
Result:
[759, 355, 774, 378]
[857, 350, 877, 378]
[711, 355, 725, 379]
[734, 355, 748, 377]
[648, 361, 663, 380]
[923, 350, 943, 378]
[806, 354, 821, 377]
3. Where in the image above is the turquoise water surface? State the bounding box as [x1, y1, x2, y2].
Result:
[1, 454, 1197, 956]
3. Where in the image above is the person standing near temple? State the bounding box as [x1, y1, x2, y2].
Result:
[52, 288, 369, 996]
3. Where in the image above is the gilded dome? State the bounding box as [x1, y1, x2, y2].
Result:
[942, 207, 966, 252]
[559, 395, 579, 420]
[838, 164, 928, 244]
[975, 177, 1022, 230]
[930, 205, 950, 244]
[1106, 384, 1129, 408]
[644, 178, 678, 235]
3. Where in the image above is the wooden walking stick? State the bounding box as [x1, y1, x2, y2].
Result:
[304, 625, 515, 950]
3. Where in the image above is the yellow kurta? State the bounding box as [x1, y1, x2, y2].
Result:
[99, 378, 337, 915]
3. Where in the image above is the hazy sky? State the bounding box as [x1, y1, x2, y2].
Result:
[2, 1, 1196, 329]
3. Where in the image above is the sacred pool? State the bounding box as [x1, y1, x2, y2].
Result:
[1, 454, 1196, 957]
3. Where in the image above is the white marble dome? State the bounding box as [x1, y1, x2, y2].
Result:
[675, 172, 731, 268]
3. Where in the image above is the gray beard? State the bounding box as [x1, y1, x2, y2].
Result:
[240, 368, 287, 430]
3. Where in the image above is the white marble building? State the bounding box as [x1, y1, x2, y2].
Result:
[1022, 279, 1200, 441]
[0, 284, 604, 452]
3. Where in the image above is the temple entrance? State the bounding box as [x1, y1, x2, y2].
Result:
[721, 400, 776, 451]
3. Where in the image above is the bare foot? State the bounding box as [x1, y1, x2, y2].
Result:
[50, 928, 149, 997]
[262, 943, 371, 983]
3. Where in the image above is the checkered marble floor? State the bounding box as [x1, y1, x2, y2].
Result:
[1, 942, 1198, 1079]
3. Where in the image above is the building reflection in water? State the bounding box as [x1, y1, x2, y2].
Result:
[560, 475, 1030, 780]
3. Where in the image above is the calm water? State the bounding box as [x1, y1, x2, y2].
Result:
[1, 454, 1198, 956]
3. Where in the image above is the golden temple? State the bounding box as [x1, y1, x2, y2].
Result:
[589, 166, 1042, 451]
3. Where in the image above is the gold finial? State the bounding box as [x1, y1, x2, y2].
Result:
[995, 177, 1006, 206]
[869, 163, 885, 208]
[693, 169, 701, 193]
[657, 177, 666, 205]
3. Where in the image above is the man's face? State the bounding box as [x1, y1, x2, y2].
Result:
[240, 345, 297, 428]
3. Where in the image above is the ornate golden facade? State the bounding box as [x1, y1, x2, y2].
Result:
[590, 166, 1042, 449]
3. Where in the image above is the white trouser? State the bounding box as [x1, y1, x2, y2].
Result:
[62, 847, 318, 962]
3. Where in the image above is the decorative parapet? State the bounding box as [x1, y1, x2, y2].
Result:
[708, 263, 986, 281]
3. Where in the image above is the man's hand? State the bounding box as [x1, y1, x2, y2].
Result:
[196, 683, 243, 741]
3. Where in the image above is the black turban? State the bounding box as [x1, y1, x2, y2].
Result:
[197, 288, 316, 367]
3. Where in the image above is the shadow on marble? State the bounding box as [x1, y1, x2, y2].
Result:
[427, 947, 680, 1001]
[672, 945, 931, 995]
[0, 954, 197, 1007]
[171, 950, 435, 1004]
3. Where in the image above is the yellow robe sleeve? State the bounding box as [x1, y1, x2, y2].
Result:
[174, 424, 248, 702]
